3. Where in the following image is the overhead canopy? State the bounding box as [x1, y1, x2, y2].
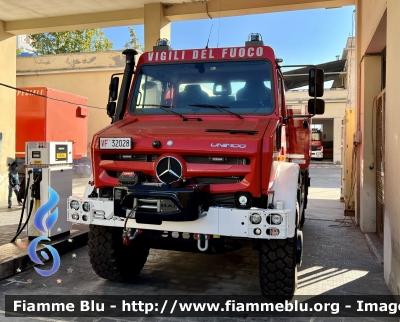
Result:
[282, 59, 347, 90]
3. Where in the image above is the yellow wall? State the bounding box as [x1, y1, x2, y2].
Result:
[384, 0, 400, 296]
[342, 109, 355, 210]
[356, 0, 386, 57]
[16, 51, 127, 156]
[0, 22, 16, 201]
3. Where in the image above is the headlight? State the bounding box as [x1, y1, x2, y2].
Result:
[71, 213, 79, 220]
[271, 214, 283, 225]
[82, 214, 88, 221]
[70, 200, 80, 210]
[250, 213, 262, 224]
[82, 202, 90, 212]
[235, 192, 252, 209]
[253, 228, 262, 235]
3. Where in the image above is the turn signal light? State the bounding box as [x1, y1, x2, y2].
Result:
[266, 228, 280, 236]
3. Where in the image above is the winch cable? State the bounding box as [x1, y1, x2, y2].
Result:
[15, 170, 32, 233]
[10, 172, 38, 243]
[124, 205, 138, 232]
[122, 205, 139, 244]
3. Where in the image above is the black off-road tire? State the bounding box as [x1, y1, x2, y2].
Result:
[301, 169, 309, 228]
[300, 207, 305, 228]
[259, 235, 297, 300]
[88, 225, 149, 281]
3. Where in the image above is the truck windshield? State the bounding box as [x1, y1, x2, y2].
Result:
[129, 60, 274, 116]
[311, 132, 321, 141]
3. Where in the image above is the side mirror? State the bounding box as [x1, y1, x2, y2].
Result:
[308, 68, 324, 97]
[308, 99, 325, 115]
[109, 77, 120, 101]
[107, 102, 116, 118]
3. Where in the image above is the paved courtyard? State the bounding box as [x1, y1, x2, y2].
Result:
[0, 165, 394, 321]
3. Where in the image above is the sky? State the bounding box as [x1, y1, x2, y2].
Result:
[103, 5, 355, 67]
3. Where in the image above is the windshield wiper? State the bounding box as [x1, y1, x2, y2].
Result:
[138, 104, 201, 121]
[205, 129, 259, 135]
[189, 104, 243, 120]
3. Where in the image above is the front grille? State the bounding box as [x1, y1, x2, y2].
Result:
[311, 146, 318, 151]
[105, 170, 157, 183]
[210, 194, 235, 207]
[183, 156, 249, 165]
[105, 170, 121, 178]
[101, 154, 160, 162]
[102, 153, 247, 186]
[193, 176, 243, 184]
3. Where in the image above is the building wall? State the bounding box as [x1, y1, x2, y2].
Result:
[16, 34, 34, 53]
[0, 25, 16, 202]
[16, 51, 127, 155]
[286, 89, 347, 163]
[357, 0, 386, 56]
[384, 0, 400, 296]
[355, 0, 387, 232]
[356, 0, 400, 296]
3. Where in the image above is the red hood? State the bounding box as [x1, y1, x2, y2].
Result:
[98, 116, 270, 137]
[95, 116, 273, 154]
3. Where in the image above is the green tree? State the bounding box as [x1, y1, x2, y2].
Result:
[29, 29, 113, 55]
[125, 26, 143, 51]
[16, 48, 22, 55]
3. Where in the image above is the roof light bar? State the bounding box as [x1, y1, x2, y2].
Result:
[153, 38, 173, 51]
[245, 33, 264, 47]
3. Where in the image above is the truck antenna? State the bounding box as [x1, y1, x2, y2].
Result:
[206, 23, 213, 48]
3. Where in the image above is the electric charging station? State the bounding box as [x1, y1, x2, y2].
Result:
[25, 142, 73, 238]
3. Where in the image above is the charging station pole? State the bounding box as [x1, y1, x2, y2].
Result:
[25, 142, 73, 238]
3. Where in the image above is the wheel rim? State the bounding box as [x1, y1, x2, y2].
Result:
[296, 230, 303, 266]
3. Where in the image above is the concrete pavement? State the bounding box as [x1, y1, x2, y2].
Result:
[0, 165, 393, 321]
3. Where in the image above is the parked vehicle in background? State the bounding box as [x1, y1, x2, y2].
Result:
[311, 129, 324, 159]
[73, 158, 92, 176]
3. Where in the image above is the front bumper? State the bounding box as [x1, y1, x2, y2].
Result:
[113, 184, 209, 224]
[67, 196, 294, 239]
[311, 151, 323, 159]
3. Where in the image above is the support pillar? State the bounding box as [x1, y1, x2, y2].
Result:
[0, 21, 16, 201]
[384, 0, 400, 295]
[359, 55, 381, 233]
[144, 3, 171, 52]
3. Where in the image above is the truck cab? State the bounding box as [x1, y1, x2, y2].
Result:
[68, 35, 325, 299]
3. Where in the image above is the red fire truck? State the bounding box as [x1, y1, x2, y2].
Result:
[311, 129, 324, 159]
[68, 35, 325, 299]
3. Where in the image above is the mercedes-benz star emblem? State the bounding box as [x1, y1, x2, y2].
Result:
[156, 156, 183, 184]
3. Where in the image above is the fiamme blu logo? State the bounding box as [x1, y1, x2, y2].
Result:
[27, 186, 61, 277]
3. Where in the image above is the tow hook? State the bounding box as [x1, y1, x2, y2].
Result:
[122, 228, 139, 245]
[197, 234, 209, 252]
